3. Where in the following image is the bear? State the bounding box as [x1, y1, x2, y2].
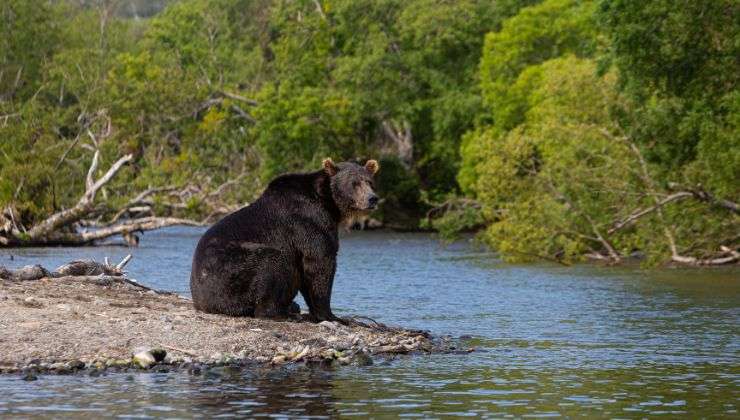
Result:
[189, 158, 380, 323]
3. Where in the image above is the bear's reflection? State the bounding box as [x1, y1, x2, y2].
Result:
[184, 365, 340, 417]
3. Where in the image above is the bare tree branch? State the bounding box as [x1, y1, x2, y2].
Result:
[312, 0, 327, 20]
[216, 91, 259, 106]
[26, 153, 133, 240]
[544, 180, 621, 263]
[601, 128, 738, 265]
[229, 104, 256, 123]
[667, 183, 740, 214]
[85, 153, 133, 202]
[381, 119, 413, 168]
[85, 150, 101, 192]
[608, 192, 693, 234]
[107, 186, 178, 224]
[77, 217, 203, 244]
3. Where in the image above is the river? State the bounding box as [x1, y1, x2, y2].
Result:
[1, 228, 738, 417]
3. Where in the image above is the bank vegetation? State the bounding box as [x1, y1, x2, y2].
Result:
[1, 0, 737, 265]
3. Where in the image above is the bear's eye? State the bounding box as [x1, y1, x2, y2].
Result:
[352, 181, 360, 188]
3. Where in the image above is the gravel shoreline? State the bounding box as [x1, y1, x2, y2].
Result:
[0, 276, 450, 379]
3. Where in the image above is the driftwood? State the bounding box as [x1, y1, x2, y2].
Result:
[0, 255, 134, 280]
[0, 255, 170, 294]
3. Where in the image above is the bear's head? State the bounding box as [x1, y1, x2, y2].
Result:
[322, 158, 380, 222]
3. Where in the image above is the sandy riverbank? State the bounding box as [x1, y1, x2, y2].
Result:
[0, 275, 449, 377]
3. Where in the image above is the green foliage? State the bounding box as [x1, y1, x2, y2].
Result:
[4, 0, 524, 230]
[460, 0, 596, 194]
[475, 57, 641, 262]
[0, 0, 67, 99]
[424, 201, 485, 243]
[253, 84, 363, 178]
[599, 0, 740, 190]
[374, 157, 425, 229]
[1, 0, 736, 264]
[596, 0, 739, 262]
[455, 0, 738, 264]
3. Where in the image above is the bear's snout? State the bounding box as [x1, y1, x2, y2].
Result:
[367, 194, 379, 209]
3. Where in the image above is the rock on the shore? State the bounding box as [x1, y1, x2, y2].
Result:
[133, 351, 157, 369]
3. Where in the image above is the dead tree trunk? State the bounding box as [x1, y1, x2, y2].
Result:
[381, 119, 413, 168]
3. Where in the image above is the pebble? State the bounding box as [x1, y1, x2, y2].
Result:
[187, 363, 202, 375]
[132, 351, 157, 369]
[22, 297, 44, 308]
[351, 351, 374, 367]
[336, 356, 351, 365]
[49, 362, 67, 371]
[106, 359, 131, 369]
[271, 355, 287, 364]
[320, 349, 343, 360]
[2, 312, 442, 376]
[219, 354, 237, 364]
[66, 360, 85, 371]
[150, 348, 167, 363]
[319, 321, 344, 332]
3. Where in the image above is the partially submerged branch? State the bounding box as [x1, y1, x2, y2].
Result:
[1, 150, 206, 247]
[544, 180, 622, 263]
[425, 198, 481, 221]
[670, 246, 740, 266]
[606, 129, 739, 266]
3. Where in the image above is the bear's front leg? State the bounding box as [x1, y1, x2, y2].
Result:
[300, 253, 344, 323]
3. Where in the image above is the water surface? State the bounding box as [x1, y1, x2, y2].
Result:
[1, 229, 738, 417]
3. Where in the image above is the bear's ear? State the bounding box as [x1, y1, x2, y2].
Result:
[364, 159, 379, 176]
[322, 158, 338, 176]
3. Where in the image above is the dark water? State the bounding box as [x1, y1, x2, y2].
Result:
[1, 228, 738, 417]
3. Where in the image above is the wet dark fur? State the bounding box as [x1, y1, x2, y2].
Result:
[190, 161, 377, 322]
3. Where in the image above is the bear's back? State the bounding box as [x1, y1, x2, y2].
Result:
[196, 170, 331, 249]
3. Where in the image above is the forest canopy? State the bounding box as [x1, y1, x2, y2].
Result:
[1, 0, 737, 265]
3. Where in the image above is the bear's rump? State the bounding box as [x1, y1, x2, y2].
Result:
[191, 240, 295, 316]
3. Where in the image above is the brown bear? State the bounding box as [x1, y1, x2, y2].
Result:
[190, 158, 380, 322]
